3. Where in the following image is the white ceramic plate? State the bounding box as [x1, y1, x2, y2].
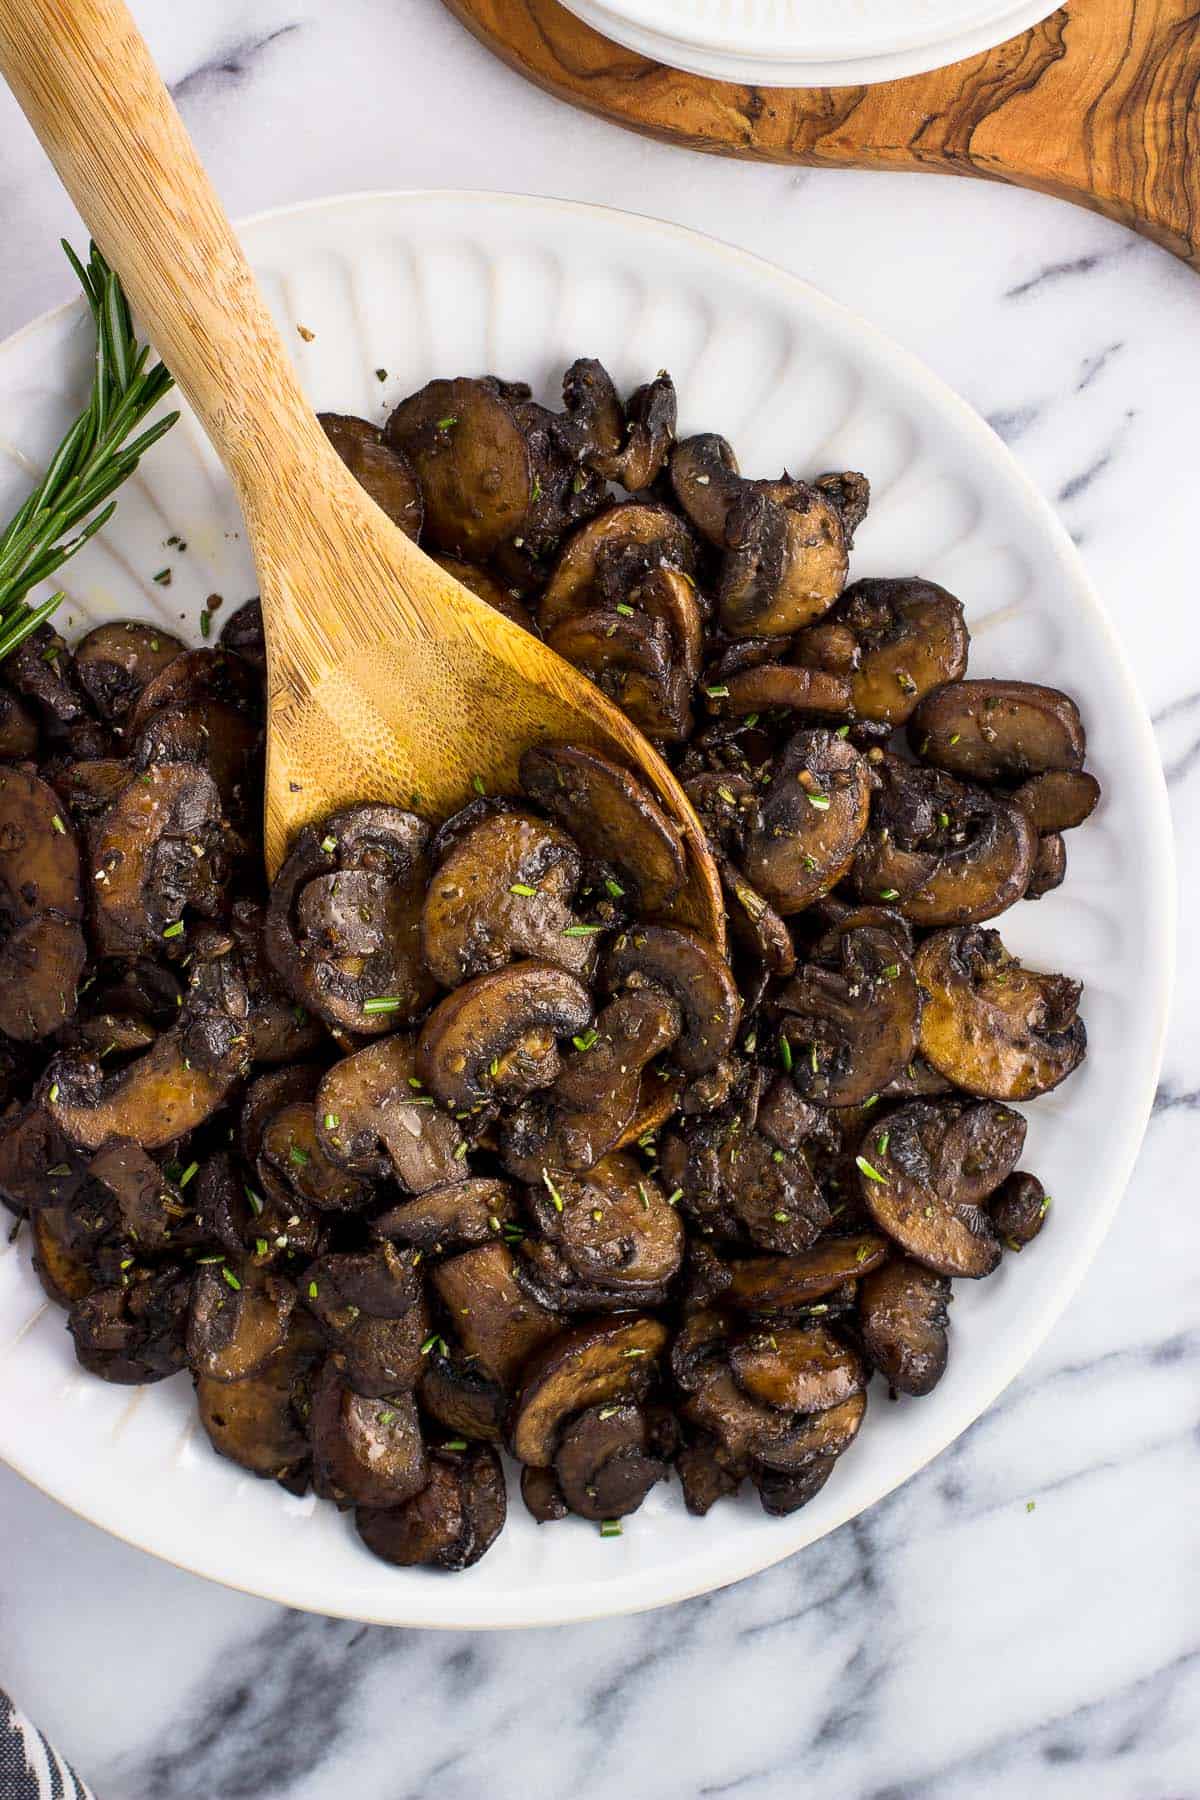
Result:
[0, 192, 1171, 1629]
[562, 0, 1065, 86]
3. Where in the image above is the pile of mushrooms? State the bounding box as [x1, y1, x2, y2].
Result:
[0, 358, 1095, 1573]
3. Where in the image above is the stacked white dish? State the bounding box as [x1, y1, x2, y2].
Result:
[560, 0, 1066, 86]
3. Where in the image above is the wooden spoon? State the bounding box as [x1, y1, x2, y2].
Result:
[0, 0, 723, 944]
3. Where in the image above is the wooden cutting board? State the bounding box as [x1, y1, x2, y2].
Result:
[441, 0, 1200, 270]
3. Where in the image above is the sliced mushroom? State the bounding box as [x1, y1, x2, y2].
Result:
[603, 924, 738, 1077]
[31, 1206, 94, 1307]
[753, 1457, 838, 1517]
[538, 502, 696, 637]
[723, 1234, 890, 1312]
[356, 1442, 507, 1571]
[385, 377, 532, 559]
[704, 664, 854, 721]
[910, 679, 1086, 782]
[264, 805, 435, 1035]
[915, 926, 1086, 1100]
[199, 1146, 322, 1270]
[316, 1033, 466, 1192]
[319, 412, 423, 539]
[742, 729, 871, 915]
[89, 761, 232, 957]
[430, 1242, 563, 1387]
[417, 960, 593, 1115]
[218, 597, 265, 670]
[419, 1345, 507, 1441]
[0, 687, 39, 758]
[196, 1312, 324, 1486]
[721, 861, 796, 976]
[73, 622, 187, 727]
[520, 1151, 685, 1306]
[1012, 768, 1101, 834]
[730, 1324, 865, 1414]
[546, 607, 691, 742]
[309, 1364, 428, 1509]
[858, 1259, 951, 1395]
[519, 743, 686, 917]
[676, 1435, 742, 1516]
[989, 1171, 1049, 1249]
[500, 991, 682, 1179]
[850, 757, 1036, 927]
[659, 1105, 830, 1257]
[552, 1401, 669, 1521]
[0, 767, 87, 1041]
[87, 1140, 195, 1254]
[228, 900, 328, 1065]
[374, 1177, 518, 1256]
[1025, 833, 1066, 899]
[855, 1102, 1002, 1278]
[187, 1260, 295, 1383]
[302, 1244, 426, 1397]
[422, 807, 596, 986]
[558, 360, 676, 491]
[933, 1101, 1027, 1205]
[44, 944, 251, 1150]
[683, 1360, 863, 1476]
[259, 1102, 372, 1214]
[815, 469, 871, 541]
[68, 1265, 191, 1384]
[775, 925, 921, 1107]
[510, 1313, 668, 1466]
[521, 1464, 570, 1522]
[0, 1101, 87, 1214]
[794, 579, 968, 725]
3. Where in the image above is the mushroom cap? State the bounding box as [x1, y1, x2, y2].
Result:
[742, 729, 871, 916]
[859, 1258, 952, 1395]
[510, 1314, 668, 1466]
[519, 742, 687, 917]
[855, 1101, 1004, 1278]
[417, 959, 593, 1115]
[603, 923, 739, 1076]
[915, 926, 1086, 1100]
[910, 678, 1085, 782]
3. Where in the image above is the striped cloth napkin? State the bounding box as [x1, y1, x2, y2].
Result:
[1, 1692, 94, 1800]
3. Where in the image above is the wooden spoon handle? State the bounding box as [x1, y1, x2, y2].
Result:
[0, 0, 323, 491]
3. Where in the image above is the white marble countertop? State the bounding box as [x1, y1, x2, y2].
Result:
[1, 3, 1197, 1796]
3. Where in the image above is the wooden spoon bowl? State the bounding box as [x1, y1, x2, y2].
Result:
[0, 0, 723, 944]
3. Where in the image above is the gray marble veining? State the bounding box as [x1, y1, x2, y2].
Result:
[0, 3, 1196, 1796]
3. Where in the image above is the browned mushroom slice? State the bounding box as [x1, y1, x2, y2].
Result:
[429, 556, 536, 632]
[742, 729, 870, 916]
[730, 1324, 866, 1416]
[989, 1170, 1050, 1249]
[635, 569, 704, 688]
[500, 991, 682, 1179]
[1012, 768, 1101, 834]
[68, 1265, 191, 1384]
[858, 1259, 952, 1395]
[199, 1147, 322, 1269]
[521, 1152, 685, 1305]
[418, 960, 593, 1116]
[264, 804, 435, 1035]
[196, 1312, 324, 1485]
[659, 1110, 830, 1257]
[0, 687, 39, 758]
[794, 579, 969, 725]
[723, 1234, 890, 1312]
[519, 743, 687, 916]
[855, 1102, 1002, 1278]
[721, 861, 797, 977]
[48, 757, 132, 822]
[510, 1313, 668, 1466]
[228, 900, 328, 1065]
[775, 926, 920, 1108]
[552, 1401, 669, 1520]
[356, 1442, 507, 1571]
[422, 807, 596, 986]
[238, 1064, 322, 1166]
[669, 433, 742, 542]
[302, 1244, 426, 1397]
[815, 469, 871, 540]
[319, 412, 423, 539]
[89, 762, 231, 957]
[910, 679, 1086, 781]
[87, 1141, 193, 1253]
[753, 1456, 839, 1517]
[187, 1260, 295, 1382]
[309, 1363, 428, 1508]
[677, 1435, 742, 1516]
[419, 1346, 507, 1442]
[127, 646, 261, 739]
[538, 502, 697, 636]
[73, 622, 187, 726]
[683, 1363, 848, 1474]
[915, 926, 1086, 1100]
[850, 757, 1036, 927]
[5, 626, 93, 735]
[218, 597, 264, 670]
[933, 1101, 1026, 1205]
[316, 1033, 466, 1193]
[521, 1463, 570, 1522]
[0, 767, 87, 1041]
[718, 482, 847, 639]
[44, 945, 251, 1150]
[375, 1177, 518, 1254]
[705, 664, 854, 721]
[546, 607, 691, 742]
[604, 924, 738, 1075]
[385, 377, 532, 558]
[0, 1102, 87, 1214]
[31, 1207, 94, 1307]
[558, 360, 677, 492]
[430, 1243, 562, 1387]
[259, 1102, 372, 1214]
[1025, 833, 1067, 899]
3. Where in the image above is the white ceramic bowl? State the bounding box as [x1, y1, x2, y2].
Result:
[0, 192, 1171, 1628]
[561, 0, 1066, 86]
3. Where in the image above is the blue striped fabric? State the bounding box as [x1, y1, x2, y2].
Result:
[0, 1694, 93, 1800]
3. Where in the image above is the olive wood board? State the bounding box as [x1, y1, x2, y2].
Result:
[441, 0, 1200, 270]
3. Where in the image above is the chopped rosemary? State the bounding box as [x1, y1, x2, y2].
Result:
[363, 996, 401, 1015]
[162, 920, 184, 939]
[600, 1519, 623, 1538]
[542, 1168, 564, 1212]
[807, 792, 831, 811]
[856, 1155, 887, 1184]
[509, 882, 538, 897]
[779, 1033, 793, 1073]
[178, 1161, 198, 1188]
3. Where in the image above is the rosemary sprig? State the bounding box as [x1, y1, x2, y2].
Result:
[0, 241, 179, 662]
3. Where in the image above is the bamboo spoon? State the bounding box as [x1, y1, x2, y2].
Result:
[0, 0, 723, 943]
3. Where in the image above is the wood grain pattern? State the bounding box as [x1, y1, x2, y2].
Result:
[443, 0, 1200, 268]
[0, 0, 724, 944]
